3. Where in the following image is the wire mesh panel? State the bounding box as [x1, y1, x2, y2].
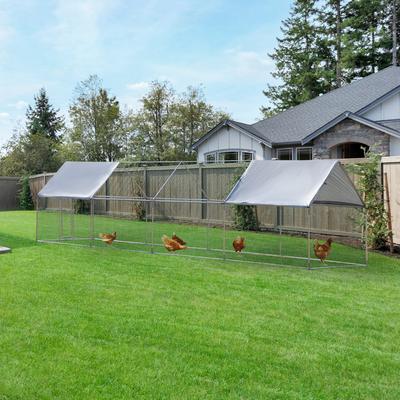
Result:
[36, 198, 367, 269]
[35, 161, 367, 270]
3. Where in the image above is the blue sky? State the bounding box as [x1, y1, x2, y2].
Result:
[0, 0, 292, 145]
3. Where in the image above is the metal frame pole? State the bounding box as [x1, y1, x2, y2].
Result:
[365, 211, 369, 267]
[35, 197, 39, 242]
[90, 199, 94, 247]
[223, 203, 227, 260]
[59, 199, 63, 241]
[151, 200, 155, 254]
[307, 207, 311, 270]
[206, 198, 210, 250]
[278, 206, 282, 264]
[71, 200, 75, 240]
[152, 161, 182, 200]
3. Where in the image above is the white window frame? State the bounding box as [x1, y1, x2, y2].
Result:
[218, 151, 240, 163]
[276, 148, 294, 160]
[205, 151, 217, 164]
[295, 147, 313, 160]
[240, 150, 255, 162]
[204, 149, 255, 164]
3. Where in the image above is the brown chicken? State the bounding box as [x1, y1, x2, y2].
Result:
[162, 235, 187, 252]
[233, 236, 245, 253]
[314, 238, 333, 263]
[172, 232, 186, 245]
[99, 232, 117, 245]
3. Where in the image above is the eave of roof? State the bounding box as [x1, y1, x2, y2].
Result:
[301, 112, 400, 145]
[357, 84, 400, 115]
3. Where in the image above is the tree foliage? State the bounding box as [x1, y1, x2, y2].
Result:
[0, 88, 65, 176]
[26, 88, 64, 141]
[130, 82, 228, 161]
[263, 0, 400, 114]
[349, 152, 389, 250]
[69, 75, 132, 162]
[19, 176, 34, 210]
[263, 0, 334, 113]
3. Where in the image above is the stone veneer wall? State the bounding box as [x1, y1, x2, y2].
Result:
[312, 118, 390, 159]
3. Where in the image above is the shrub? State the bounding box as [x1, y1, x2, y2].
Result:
[229, 169, 259, 231]
[19, 176, 34, 210]
[74, 199, 90, 214]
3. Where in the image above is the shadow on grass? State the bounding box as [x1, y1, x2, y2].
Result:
[0, 232, 38, 250]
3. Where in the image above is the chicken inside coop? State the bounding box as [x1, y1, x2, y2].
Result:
[162, 235, 187, 252]
[172, 233, 186, 245]
[314, 238, 333, 264]
[232, 237, 245, 253]
[99, 232, 117, 245]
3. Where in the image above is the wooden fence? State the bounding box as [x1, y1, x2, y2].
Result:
[382, 156, 400, 245]
[0, 177, 20, 210]
[30, 160, 366, 236]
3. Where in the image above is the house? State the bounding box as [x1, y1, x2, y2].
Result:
[193, 66, 400, 162]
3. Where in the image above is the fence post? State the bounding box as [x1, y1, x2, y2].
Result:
[199, 164, 205, 220]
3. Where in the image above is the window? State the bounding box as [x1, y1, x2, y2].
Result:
[296, 147, 312, 160]
[205, 152, 216, 163]
[218, 151, 239, 163]
[277, 148, 293, 160]
[206, 150, 254, 164]
[241, 151, 254, 161]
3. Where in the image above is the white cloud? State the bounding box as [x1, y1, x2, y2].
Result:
[0, 112, 10, 119]
[126, 81, 149, 90]
[8, 100, 28, 110]
[152, 48, 273, 87]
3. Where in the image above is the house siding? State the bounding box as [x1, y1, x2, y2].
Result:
[390, 136, 400, 155]
[197, 126, 267, 162]
[363, 92, 400, 121]
[312, 119, 390, 159]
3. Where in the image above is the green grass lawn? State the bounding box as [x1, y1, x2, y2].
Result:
[0, 211, 399, 399]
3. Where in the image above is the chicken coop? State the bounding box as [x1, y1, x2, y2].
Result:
[35, 160, 367, 269]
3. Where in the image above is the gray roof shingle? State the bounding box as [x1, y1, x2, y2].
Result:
[250, 66, 400, 144]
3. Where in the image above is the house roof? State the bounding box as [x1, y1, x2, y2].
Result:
[193, 66, 400, 148]
[254, 66, 400, 144]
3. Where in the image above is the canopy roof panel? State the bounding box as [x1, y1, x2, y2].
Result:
[38, 161, 119, 199]
[225, 160, 363, 208]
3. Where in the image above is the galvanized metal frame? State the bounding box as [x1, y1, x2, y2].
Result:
[35, 161, 368, 270]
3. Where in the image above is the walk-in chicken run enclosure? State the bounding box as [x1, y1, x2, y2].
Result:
[36, 160, 367, 269]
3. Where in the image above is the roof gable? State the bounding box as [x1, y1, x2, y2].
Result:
[301, 112, 400, 145]
[192, 119, 271, 149]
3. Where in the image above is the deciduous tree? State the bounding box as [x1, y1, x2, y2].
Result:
[69, 75, 132, 162]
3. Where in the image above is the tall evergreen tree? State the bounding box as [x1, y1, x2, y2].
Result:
[263, 0, 400, 114]
[318, 0, 348, 87]
[26, 88, 64, 141]
[262, 0, 333, 114]
[392, 0, 398, 65]
[342, 0, 391, 79]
